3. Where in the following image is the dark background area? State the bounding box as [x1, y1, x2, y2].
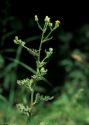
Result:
[1, 0, 89, 31]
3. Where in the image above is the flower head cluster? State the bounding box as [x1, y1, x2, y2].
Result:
[14, 36, 25, 46]
[35, 15, 60, 31]
[45, 48, 53, 57]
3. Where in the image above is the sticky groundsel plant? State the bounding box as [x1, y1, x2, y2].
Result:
[14, 15, 60, 118]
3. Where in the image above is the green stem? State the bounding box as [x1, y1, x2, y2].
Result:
[23, 45, 38, 57]
[37, 30, 45, 69]
[38, 33, 44, 61]
[37, 21, 43, 31]
[30, 89, 34, 109]
[44, 29, 53, 40]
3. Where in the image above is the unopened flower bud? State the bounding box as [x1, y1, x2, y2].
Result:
[55, 20, 60, 27]
[35, 15, 39, 21]
[40, 67, 47, 74]
[49, 48, 53, 52]
[44, 16, 50, 23]
[49, 22, 53, 27]
[14, 36, 25, 46]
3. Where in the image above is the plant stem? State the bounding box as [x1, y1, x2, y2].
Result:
[37, 30, 44, 69]
[44, 29, 54, 40]
[30, 89, 34, 111]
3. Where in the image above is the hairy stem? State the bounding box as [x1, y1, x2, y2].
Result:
[30, 89, 34, 113]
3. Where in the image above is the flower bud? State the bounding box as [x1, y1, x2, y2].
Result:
[49, 48, 53, 52]
[49, 22, 53, 27]
[55, 20, 60, 27]
[35, 15, 39, 21]
[44, 16, 50, 23]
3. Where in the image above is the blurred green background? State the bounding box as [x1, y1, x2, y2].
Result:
[0, 0, 89, 125]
